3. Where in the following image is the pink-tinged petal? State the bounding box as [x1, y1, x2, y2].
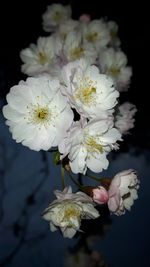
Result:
[108, 195, 120, 212]
[79, 14, 91, 22]
[92, 186, 109, 204]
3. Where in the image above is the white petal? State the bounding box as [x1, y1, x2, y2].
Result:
[82, 203, 99, 219]
[70, 146, 87, 174]
[61, 227, 77, 238]
[86, 153, 109, 173]
[50, 222, 57, 232]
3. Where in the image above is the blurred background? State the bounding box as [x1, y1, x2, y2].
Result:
[0, 0, 149, 266]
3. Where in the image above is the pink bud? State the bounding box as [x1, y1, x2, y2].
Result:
[79, 14, 91, 22]
[92, 186, 109, 204]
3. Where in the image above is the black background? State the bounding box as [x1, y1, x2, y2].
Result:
[0, 0, 149, 142]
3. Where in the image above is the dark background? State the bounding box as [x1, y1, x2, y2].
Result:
[0, 0, 149, 148]
[0, 1, 150, 267]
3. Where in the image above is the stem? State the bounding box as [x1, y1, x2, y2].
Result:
[61, 165, 65, 189]
[67, 172, 83, 190]
[78, 173, 83, 185]
[86, 173, 102, 183]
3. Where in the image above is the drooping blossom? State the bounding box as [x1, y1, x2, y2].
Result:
[42, 186, 99, 238]
[3, 76, 73, 151]
[108, 169, 140, 215]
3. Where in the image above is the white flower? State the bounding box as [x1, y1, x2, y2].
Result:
[107, 21, 121, 47]
[42, 186, 99, 238]
[3, 76, 73, 151]
[59, 118, 122, 174]
[108, 170, 139, 215]
[42, 4, 71, 32]
[57, 19, 80, 40]
[20, 36, 58, 76]
[99, 48, 132, 91]
[63, 31, 97, 63]
[61, 59, 119, 119]
[82, 20, 110, 50]
[115, 102, 137, 134]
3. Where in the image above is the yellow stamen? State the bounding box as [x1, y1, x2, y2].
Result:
[33, 107, 50, 124]
[70, 47, 85, 60]
[86, 32, 98, 42]
[53, 11, 63, 22]
[107, 67, 120, 77]
[75, 77, 97, 105]
[85, 136, 103, 153]
[38, 51, 48, 65]
[64, 206, 80, 220]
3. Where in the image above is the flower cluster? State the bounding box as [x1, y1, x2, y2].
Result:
[43, 169, 139, 238]
[2, 3, 139, 238]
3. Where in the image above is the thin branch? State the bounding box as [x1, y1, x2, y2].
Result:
[67, 171, 83, 190]
[61, 165, 65, 189]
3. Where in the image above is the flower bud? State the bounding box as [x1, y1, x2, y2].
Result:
[79, 14, 91, 22]
[92, 186, 109, 204]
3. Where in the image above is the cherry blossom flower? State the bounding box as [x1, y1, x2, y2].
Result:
[20, 36, 58, 76]
[63, 31, 97, 63]
[57, 19, 80, 40]
[42, 186, 99, 238]
[107, 20, 121, 47]
[115, 102, 137, 134]
[82, 20, 110, 50]
[108, 170, 140, 215]
[42, 4, 71, 32]
[99, 48, 132, 91]
[3, 76, 73, 151]
[61, 59, 119, 119]
[59, 118, 122, 174]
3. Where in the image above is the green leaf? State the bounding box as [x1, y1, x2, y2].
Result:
[53, 151, 61, 165]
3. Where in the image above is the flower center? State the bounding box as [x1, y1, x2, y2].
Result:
[25, 104, 52, 127]
[63, 204, 81, 221]
[70, 47, 85, 60]
[107, 67, 120, 77]
[53, 11, 63, 22]
[34, 107, 50, 121]
[75, 77, 97, 105]
[85, 136, 103, 153]
[86, 32, 98, 42]
[38, 51, 48, 65]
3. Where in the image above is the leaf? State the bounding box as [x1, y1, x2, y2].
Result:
[53, 151, 60, 165]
